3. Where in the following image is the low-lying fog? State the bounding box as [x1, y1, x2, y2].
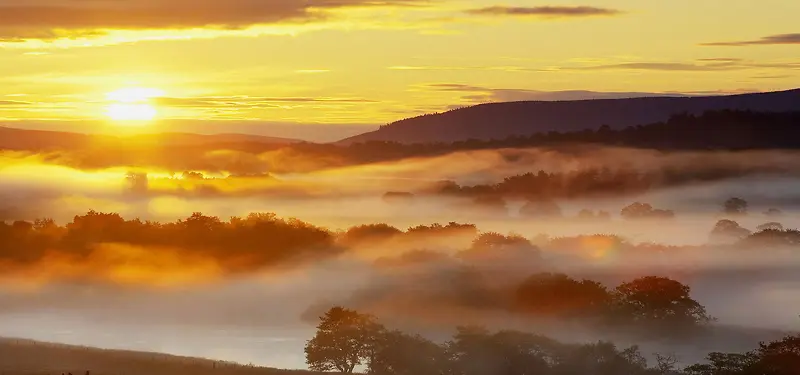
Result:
[1, 146, 798, 368]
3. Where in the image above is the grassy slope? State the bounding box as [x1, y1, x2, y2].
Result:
[0, 338, 318, 375]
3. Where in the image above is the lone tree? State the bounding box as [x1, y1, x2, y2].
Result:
[305, 307, 384, 373]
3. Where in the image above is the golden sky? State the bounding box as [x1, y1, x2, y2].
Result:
[0, 0, 798, 140]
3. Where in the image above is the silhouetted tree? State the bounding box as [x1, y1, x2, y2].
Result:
[552, 341, 652, 375]
[684, 352, 758, 375]
[514, 272, 611, 319]
[614, 276, 712, 333]
[446, 326, 556, 375]
[752, 334, 800, 375]
[369, 330, 449, 375]
[305, 307, 384, 373]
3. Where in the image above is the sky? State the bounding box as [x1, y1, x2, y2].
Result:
[0, 0, 799, 141]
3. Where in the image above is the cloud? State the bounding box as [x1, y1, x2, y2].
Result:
[154, 96, 379, 109]
[420, 84, 690, 103]
[0, 101, 31, 106]
[568, 60, 800, 72]
[701, 33, 800, 47]
[696, 58, 744, 63]
[466, 5, 622, 18]
[389, 65, 548, 72]
[750, 75, 792, 79]
[574, 62, 741, 72]
[0, 0, 427, 41]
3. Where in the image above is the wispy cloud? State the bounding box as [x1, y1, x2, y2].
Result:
[155, 96, 379, 109]
[574, 62, 742, 72]
[568, 59, 800, 71]
[466, 5, 622, 18]
[0, 100, 32, 106]
[295, 70, 331, 74]
[388, 65, 549, 72]
[419, 84, 689, 103]
[701, 33, 800, 47]
[0, 0, 428, 42]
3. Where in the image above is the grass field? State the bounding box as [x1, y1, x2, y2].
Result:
[0, 338, 317, 375]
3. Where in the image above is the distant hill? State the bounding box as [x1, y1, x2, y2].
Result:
[339, 89, 800, 144]
[0, 338, 314, 375]
[0, 127, 301, 152]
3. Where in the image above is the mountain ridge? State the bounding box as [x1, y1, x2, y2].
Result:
[338, 88, 800, 144]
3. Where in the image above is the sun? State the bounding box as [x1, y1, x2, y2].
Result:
[105, 87, 164, 123]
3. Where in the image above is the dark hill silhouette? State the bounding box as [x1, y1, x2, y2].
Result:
[0, 127, 300, 151]
[338, 89, 800, 144]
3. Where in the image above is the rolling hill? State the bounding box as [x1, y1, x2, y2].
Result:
[0, 127, 301, 152]
[0, 338, 314, 375]
[339, 88, 800, 144]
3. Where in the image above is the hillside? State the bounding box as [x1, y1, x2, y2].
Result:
[0, 338, 314, 375]
[339, 89, 800, 144]
[0, 127, 301, 152]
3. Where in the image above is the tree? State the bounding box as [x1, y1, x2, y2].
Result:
[369, 330, 450, 375]
[753, 334, 800, 375]
[764, 208, 783, 217]
[742, 228, 800, 247]
[709, 219, 751, 244]
[684, 335, 800, 375]
[723, 197, 748, 215]
[614, 276, 712, 333]
[684, 352, 758, 375]
[446, 327, 556, 375]
[305, 307, 384, 373]
[654, 353, 680, 375]
[756, 222, 784, 232]
[553, 341, 652, 375]
[458, 232, 539, 263]
[620, 202, 675, 220]
[515, 272, 611, 319]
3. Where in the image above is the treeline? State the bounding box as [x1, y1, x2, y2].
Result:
[8, 111, 800, 175]
[0, 212, 486, 276]
[1, 210, 797, 272]
[421, 166, 783, 201]
[305, 306, 799, 375]
[282, 110, 800, 169]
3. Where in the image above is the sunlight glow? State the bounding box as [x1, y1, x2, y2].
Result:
[105, 87, 164, 123]
[106, 103, 158, 121]
[107, 87, 165, 103]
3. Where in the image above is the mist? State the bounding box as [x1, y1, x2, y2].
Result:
[1, 145, 799, 368]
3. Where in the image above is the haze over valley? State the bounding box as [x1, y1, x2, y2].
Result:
[1, 1, 799, 374]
